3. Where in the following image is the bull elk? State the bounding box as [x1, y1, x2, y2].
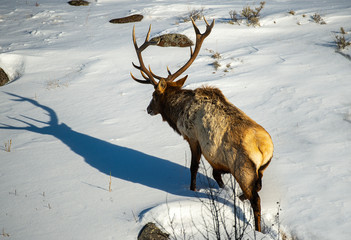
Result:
[130, 18, 273, 232]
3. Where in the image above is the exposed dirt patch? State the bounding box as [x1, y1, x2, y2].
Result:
[0, 67, 10, 86]
[68, 0, 90, 6]
[138, 222, 169, 240]
[150, 34, 193, 47]
[109, 14, 144, 24]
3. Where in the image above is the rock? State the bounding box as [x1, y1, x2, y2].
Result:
[67, 0, 90, 6]
[150, 34, 194, 47]
[137, 222, 170, 240]
[0, 67, 9, 86]
[109, 14, 144, 24]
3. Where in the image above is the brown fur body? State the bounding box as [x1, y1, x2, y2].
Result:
[131, 18, 273, 232]
[147, 84, 273, 231]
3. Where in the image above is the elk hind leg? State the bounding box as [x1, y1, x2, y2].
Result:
[236, 160, 262, 232]
[250, 191, 261, 232]
[256, 158, 271, 192]
[240, 179, 262, 232]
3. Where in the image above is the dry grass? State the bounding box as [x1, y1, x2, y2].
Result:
[4, 139, 12, 152]
[46, 79, 68, 90]
[208, 49, 222, 71]
[1, 228, 10, 237]
[109, 171, 112, 192]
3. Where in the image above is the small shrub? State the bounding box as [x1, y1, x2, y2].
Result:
[228, 10, 240, 25]
[311, 13, 326, 24]
[340, 27, 346, 35]
[241, 1, 265, 26]
[181, 8, 204, 22]
[335, 34, 351, 50]
[208, 50, 222, 71]
[229, 1, 265, 27]
[211, 52, 221, 60]
[212, 60, 221, 71]
[288, 10, 295, 15]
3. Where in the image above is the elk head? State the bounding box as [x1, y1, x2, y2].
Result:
[130, 18, 215, 116]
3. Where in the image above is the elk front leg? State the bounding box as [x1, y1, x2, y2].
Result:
[212, 169, 225, 188]
[188, 140, 201, 191]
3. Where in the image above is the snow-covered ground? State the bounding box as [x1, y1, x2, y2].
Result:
[1, 0, 351, 239]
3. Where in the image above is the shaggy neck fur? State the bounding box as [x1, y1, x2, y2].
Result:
[158, 86, 194, 135]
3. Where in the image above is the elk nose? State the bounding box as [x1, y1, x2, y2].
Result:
[147, 106, 154, 115]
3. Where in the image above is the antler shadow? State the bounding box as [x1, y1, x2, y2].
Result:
[1, 92, 219, 197]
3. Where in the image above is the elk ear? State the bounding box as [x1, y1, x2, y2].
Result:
[168, 75, 188, 88]
[171, 75, 188, 88]
[156, 79, 167, 94]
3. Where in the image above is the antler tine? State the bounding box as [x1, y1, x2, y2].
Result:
[138, 25, 154, 52]
[149, 66, 164, 80]
[130, 67, 157, 84]
[131, 25, 159, 86]
[189, 46, 194, 57]
[191, 17, 201, 35]
[167, 17, 215, 82]
[132, 62, 141, 71]
[203, 16, 209, 25]
[167, 66, 172, 76]
[132, 25, 139, 51]
[130, 72, 151, 84]
[191, 16, 214, 39]
[203, 16, 215, 37]
[145, 25, 151, 41]
[151, 66, 173, 80]
[140, 69, 150, 80]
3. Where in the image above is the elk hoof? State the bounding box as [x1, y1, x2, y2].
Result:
[239, 194, 247, 201]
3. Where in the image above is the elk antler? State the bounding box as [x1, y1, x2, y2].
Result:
[130, 25, 159, 86]
[131, 17, 215, 85]
[166, 17, 215, 82]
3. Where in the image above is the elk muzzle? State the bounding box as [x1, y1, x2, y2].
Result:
[147, 100, 157, 116]
[147, 105, 155, 115]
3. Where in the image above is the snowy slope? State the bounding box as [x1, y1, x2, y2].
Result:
[1, 0, 351, 239]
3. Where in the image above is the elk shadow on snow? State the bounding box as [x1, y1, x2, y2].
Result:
[1, 93, 249, 222]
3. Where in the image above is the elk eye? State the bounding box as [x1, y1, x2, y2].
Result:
[153, 93, 159, 99]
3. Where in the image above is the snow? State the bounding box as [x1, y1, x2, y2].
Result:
[1, 0, 351, 239]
